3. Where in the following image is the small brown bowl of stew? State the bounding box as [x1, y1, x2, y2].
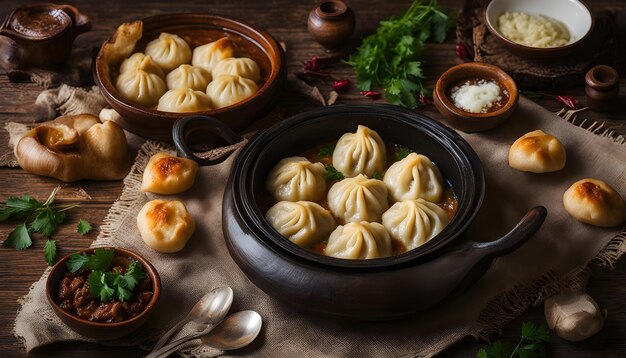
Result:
[433, 62, 518, 133]
[46, 247, 161, 340]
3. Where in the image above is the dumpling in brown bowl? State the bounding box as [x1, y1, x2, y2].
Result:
[119, 52, 164, 78]
[157, 88, 213, 113]
[192, 37, 236, 72]
[206, 74, 258, 109]
[145, 32, 192, 73]
[166, 64, 212, 91]
[563, 178, 625, 227]
[116, 69, 167, 107]
[212, 57, 261, 83]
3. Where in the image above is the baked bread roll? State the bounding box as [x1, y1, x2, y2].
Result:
[509, 130, 566, 173]
[383, 152, 443, 203]
[332, 125, 386, 178]
[205, 74, 258, 108]
[145, 32, 192, 73]
[192, 37, 236, 72]
[142, 153, 199, 194]
[326, 222, 392, 259]
[137, 199, 195, 253]
[15, 114, 131, 182]
[328, 174, 389, 224]
[563, 178, 626, 227]
[212, 57, 261, 83]
[119, 52, 164, 78]
[382, 199, 450, 250]
[266, 156, 326, 202]
[166, 64, 212, 91]
[266, 201, 336, 248]
[116, 69, 166, 107]
[157, 88, 213, 113]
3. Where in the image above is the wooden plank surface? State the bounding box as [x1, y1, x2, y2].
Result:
[0, 0, 625, 357]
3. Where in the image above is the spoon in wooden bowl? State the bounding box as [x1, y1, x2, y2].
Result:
[151, 286, 234, 351]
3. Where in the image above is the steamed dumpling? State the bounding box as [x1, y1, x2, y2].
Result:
[212, 57, 261, 83]
[509, 130, 566, 173]
[206, 74, 258, 108]
[116, 69, 166, 107]
[192, 37, 236, 72]
[142, 153, 199, 194]
[145, 32, 192, 73]
[266, 201, 336, 247]
[382, 199, 450, 251]
[166, 64, 212, 91]
[383, 152, 443, 203]
[266, 156, 326, 202]
[332, 125, 386, 178]
[328, 174, 389, 224]
[563, 178, 626, 227]
[119, 53, 164, 78]
[157, 88, 212, 113]
[137, 199, 195, 253]
[326, 222, 392, 259]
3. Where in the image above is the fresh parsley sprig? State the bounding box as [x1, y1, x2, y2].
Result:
[318, 145, 335, 158]
[347, 0, 453, 108]
[1, 187, 80, 265]
[477, 322, 550, 358]
[77, 219, 93, 235]
[395, 148, 412, 161]
[67, 248, 146, 302]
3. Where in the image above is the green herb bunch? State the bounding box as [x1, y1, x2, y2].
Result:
[347, 0, 453, 108]
[477, 322, 550, 358]
[1, 187, 92, 265]
[67, 248, 146, 302]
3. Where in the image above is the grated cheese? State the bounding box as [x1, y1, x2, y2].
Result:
[450, 79, 502, 113]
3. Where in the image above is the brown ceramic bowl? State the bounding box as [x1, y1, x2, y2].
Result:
[433, 62, 518, 133]
[94, 13, 286, 141]
[46, 247, 161, 340]
[484, 0, 593, 59]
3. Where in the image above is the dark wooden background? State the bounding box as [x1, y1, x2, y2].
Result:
[1, 0, 625, 357]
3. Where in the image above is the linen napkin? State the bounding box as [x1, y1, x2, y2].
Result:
[13, 97, 626, 358]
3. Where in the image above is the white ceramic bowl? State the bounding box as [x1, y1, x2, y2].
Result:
[485, 0, 593, 58]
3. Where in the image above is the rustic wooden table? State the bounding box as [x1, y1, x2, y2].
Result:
[1, 0, 624, 357]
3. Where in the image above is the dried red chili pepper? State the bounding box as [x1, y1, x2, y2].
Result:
[555, 95, 578, 110]
[332, 79, 350, 91]
[419, 93, 432, 106]
[303, 56, 340, 72]
[359, 91, 381, 98]
[455, 43, 470, 60]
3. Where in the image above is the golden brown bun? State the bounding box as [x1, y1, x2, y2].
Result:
[137, 199, 195, 253]
[15, 114, 131, 182]
[563, 178, 626, 227]
[141, 153, 199, 194]
[509, 130, 566, 173]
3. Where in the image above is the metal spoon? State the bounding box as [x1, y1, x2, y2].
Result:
[148, 310, 263, 358]
[151, 287, 234, 351]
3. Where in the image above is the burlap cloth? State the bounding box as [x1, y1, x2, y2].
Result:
[7, 97, 626, 357]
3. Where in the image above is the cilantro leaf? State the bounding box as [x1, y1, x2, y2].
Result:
[88, 248, 115, 271]
[1, 194, 41, 221]
[30, 208, 66, 237]
[120, 260, 146, 291]
[88, 271, 115, 302]
[3, 223, 32, 250]
[476, 322, 550, 358]
[77, 219, 93, 235]
[521, 322, 550, 343]
[318, 145, 335, 157]
[116, 284, 133, 302]
[476, 349, 488, 358]
[67, 252, 90, 272]
[44, 240, 57, 266]
[324, 165, 345, 181]
[395, 148, 412, 161]
[372, 172, 383, 180]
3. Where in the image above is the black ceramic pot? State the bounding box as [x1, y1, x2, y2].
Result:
[173, 105, 547, 320]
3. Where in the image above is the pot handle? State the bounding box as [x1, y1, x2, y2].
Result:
[469, 206, 547, 260]
[57, 5, 92, 35]
[173, 115, 245, 166]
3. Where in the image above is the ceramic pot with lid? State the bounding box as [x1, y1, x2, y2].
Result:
[172, 105, 547, 320]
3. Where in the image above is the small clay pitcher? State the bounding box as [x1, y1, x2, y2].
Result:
[307, 0, 355, 49]
[585, 65, 619, 113]
[0, 3, 91, 68]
